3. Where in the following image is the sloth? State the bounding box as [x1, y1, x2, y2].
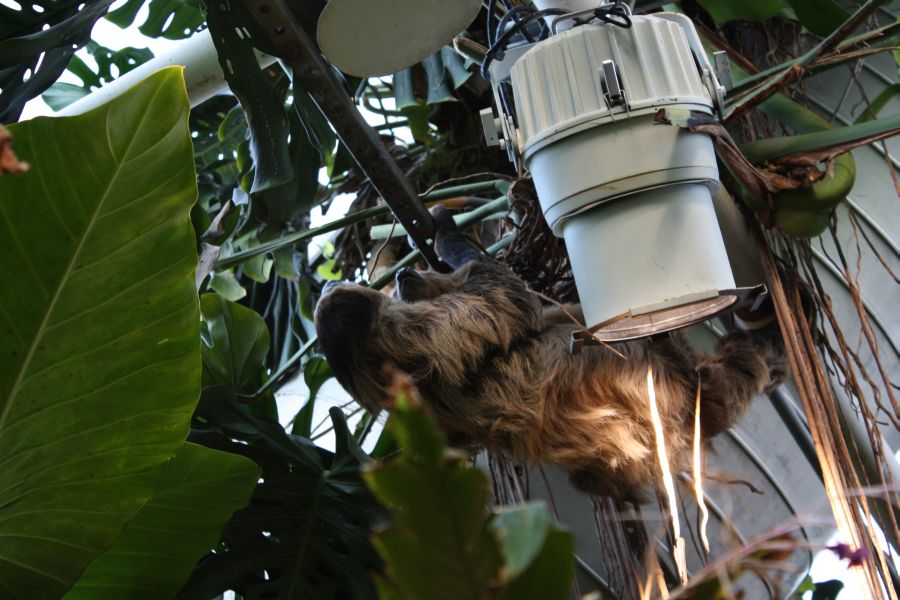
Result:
[315, 206, 787, 498]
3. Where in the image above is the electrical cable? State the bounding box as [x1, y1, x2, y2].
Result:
[560, 2, 632, 31]
[480, 8, 567, 78]
[592, 3, 633, 28]
[499, 5, 537, 43]
[486, 0, 500, 47]
[481, 3, 634, 79]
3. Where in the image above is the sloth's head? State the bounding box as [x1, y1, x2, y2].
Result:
[314, 281, 387, 404]
[314, 264, 472, 409]
[393, 264, 473, 301]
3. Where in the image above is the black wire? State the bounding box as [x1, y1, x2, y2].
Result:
[486, 0, 500, 48]
[480, 4, 634, 80]
[569, 4, 633, 29]
[480, 8, 567, 78]
[496, 5, 538, 44]
[594, 3, 632, 28]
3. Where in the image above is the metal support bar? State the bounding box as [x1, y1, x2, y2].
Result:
[242, 0, 444, 270]
[768, 387, 823, 481]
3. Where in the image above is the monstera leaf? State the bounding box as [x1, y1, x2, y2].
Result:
[200, 293, 270, 395]
[183, 394, 385, 600]
[43, 41, 154, 111]
[65, 443, 260, 599]
[0, 0, 115, 122]
[106, 0, 204, 40]
[0, 67, 199, 597]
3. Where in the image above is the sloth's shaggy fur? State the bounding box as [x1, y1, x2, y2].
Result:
[315, 208, 787, 498]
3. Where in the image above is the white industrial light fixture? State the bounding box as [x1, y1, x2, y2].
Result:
[315, 0, 757, 342]
[481, 2, 758, 342]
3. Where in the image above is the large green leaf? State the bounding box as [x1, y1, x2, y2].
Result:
[200, 293, 270, 395]
[783, 0, 848, 37]
[696, 0, 788, 23]
[0, 67, 199, 597]
[64, 443, 260, 599]
[491, 504, 575, 600]
[698, 0, 848, 34]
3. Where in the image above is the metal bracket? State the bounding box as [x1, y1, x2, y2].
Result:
[713, 51, 734, 91]
[484, 45, 533, 170]
[601, 59, 625, 106]
[654, 12, 727, 117]
[480, 107, 500, 146]
[240, 0, 445, 270]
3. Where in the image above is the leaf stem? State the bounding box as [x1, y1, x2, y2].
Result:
[214, 180, 508, 270]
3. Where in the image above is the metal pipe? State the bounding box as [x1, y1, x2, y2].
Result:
[768, 387, 824, 481]
[241, 0, 444, 270]
[833, 385, 900, 551]
[58, 29, 276, 116]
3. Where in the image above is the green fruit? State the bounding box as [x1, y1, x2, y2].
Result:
[771, 153, 855, 212]
[774, 207, 831, 237]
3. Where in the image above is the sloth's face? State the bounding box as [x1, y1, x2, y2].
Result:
[313, 264, 472, 395]
[394, 263, 473, 302]
[395, 267, 457, 301]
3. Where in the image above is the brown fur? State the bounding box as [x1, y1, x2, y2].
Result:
[315, 209, 786, 499]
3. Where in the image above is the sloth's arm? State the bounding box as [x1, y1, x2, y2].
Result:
[432, 205, 485, 268]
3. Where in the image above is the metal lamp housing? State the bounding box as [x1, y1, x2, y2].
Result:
[488, 13, 738, 339]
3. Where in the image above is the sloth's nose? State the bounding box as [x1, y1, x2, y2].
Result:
[396, 267, 420, 283]
[322, 280, 342, 295]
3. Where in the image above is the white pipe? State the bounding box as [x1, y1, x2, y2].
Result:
[58, 29, 276, 116]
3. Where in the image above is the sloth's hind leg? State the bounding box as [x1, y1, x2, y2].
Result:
[697, 327, 786, 438]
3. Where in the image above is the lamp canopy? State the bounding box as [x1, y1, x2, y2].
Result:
[316, 0, 482, 77]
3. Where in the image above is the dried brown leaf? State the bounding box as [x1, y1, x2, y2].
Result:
[0, 124, 30, 175]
